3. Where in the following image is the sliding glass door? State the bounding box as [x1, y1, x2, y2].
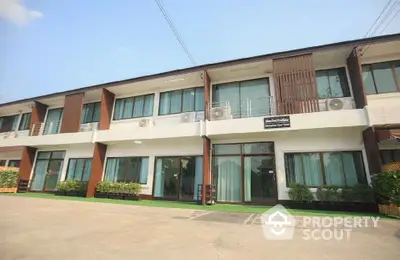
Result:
[213, 143, 277, 204]
[31, 151, 65, 191]
[154, 156, 203, 201]
[43, 108, 63, 135]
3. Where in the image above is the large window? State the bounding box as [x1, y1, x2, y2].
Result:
[66, 158, 92, 181]
[8, 160, 21, 168]
[315, 68, 350, 99]
[159, 87, 204, 115]
[213, 78, 270, 118]
[380, 150, 400, 165]
[362, 61, 400, 94]
[43, 108, 63, 135]
[81, 103, 101, 124]
[0, 160, 6, 166]
[113, 94, 154, 120]
[104, 157, 149, 184]
[0, 115, 19, 133]
[285, 151, 367, 187]
[18, 113, 31, 131]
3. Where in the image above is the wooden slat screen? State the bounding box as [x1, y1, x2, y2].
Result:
[347, 47, 367, 109]
[273, 54, 319, 115]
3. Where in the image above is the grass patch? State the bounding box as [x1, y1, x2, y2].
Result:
[0, 192, 391, 218]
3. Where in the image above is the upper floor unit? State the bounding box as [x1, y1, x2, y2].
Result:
[0, 34, 399, 147]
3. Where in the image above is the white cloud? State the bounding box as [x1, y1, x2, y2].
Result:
[0, 0, 43, 26]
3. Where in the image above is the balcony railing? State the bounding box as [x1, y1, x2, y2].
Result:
[209, 96, 274, 121]
[30, 121, 61, 136]
[79, 122, 99, 132]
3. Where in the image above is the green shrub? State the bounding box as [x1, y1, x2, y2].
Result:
[0, 170, 19, 188]
[372, 171, 400, 205]
[95, 181, 141, 194]
[95, 181, 113, 193]
[341, 184, 375, 203]
[288, 183, 314, 202]
[316, 186, 341, 202]
[56, 180, 81, 192]
[125, 182, 141, 195]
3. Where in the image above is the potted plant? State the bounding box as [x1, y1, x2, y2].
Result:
[0, 168, 19, 193]
[124, 182, 141, 201]
[55, 181, 67, 196]
[372, 171, 400, 217]
[287, 183, 314, 209]
[95, 181, 111, 198]
[316, 186, 341, 211]
[108, 182, 124, 200]
[341, 184, 376, 212]
[78, 181, 88, 197]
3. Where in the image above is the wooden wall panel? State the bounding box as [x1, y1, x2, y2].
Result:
[202, 137, 211, 205]
[30, 101, 48, 136]
[347, 47, 367, 109]
[363, 127, 382, 174]
[87, 143, 107, 197]
[203, 70, 211, 120]
[18, 146, 37, 181]
[60, 93, 84, 133]
[273, 54, 319, 115]
[99, 89, 115, 130]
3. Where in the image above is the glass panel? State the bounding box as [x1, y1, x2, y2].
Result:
[92, 103, 101, 122]
[31, 160, 49, 191]
[0, 160, 6, 166]
[154, 157, 180, 198]
[125, 158, 141, 182]
[139, 157, 148, 184]
[0, 115, 18, 132]
[44, 160, 63, 191]
[213, 144, 241, 155]
[351, 152, 367, 184]
[18, 113, 31, 131]
[143, 95, 154, 116]
[7, 160, 20, 168]
[380, 150, 393, 164]
[193, 156, 203, 200]
[214, 156, 242, 202]
[81, 104, 89, 123]
[316, 71, 330, 98]
[51, 151, 65, 159]
[328, 68, 349, 97]
[116, 158, 126, 182]
[133, 96, 144, 118]
[104, 159, 117, 182]
[154, 158, 164, 197]
[371, 62, 397, 94]
[159, 92, 171, 115]
[37, 152, 50, 159]
[122, 98, 134, 119]
[214, 83, 240, 118]
[43, 108, 63, 135]
[170, 90, 182, 114]
[74, 159, 85, 181]
[179, 157, 196, 200]
[66, 159, 77, 180]
[323, 153, 345, 186]
[362, 66, 377, 95]
[342, 153, 358, 186]
[113, 99, 124, 120]
[243, 143, 274, 154]
[194, 88, 204, 111]
[395, 62, 400, 86]
[284, 154, 305, 185]
[239, 79, 270, 117]
[302, 153, 323, 186]
[82, 159, 92, 182]
[182, 88, 195, 112]
[244, 156, 275, 202]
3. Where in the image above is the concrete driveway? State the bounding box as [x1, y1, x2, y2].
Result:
[0, 196, 399, 260]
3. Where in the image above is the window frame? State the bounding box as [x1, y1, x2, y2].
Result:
[362, 60, 400, 94]
[7, 160, 21, 168]
[113, 94, 154, 121]
[104, 156, 149, 184]
[380, 149, 400, 165]
[315, 67, 351, 99]
[81, 102, 101, 124]
[158, 87, 204, 116]
[284, 151, 367, 187]
[0, 114, 19, 133]
[18, 113, 32, 131]
[65, 158, 92, 181]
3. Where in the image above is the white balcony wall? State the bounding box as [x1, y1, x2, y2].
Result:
[367, 93, 400, 126]
[211, 127, 368, 201]
[105, 139, 203, 195]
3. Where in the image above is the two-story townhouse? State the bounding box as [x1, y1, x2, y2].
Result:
[0, 33, 399, 206]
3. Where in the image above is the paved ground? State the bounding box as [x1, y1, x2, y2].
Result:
[0, 196, 399, 260]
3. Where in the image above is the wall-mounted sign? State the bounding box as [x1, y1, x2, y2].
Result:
[264, 116, 291, 129]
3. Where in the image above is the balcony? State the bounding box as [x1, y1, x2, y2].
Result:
[96, 112, 204, 143]
[0, 121, 98, 147]
[366, 93, 400, 126]
[206, 96, 368, 137]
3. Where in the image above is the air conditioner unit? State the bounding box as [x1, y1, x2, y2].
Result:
[210, 107, 232, 121]
[181, 112, 195, 123]
[325, 98, 354, 111]
[138, 119, 148, 127]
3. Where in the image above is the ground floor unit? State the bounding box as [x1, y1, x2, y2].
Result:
[2, 127, 397, 205]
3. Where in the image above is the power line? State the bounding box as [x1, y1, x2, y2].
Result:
[364, 0, 393, 37]
[378, 5, 400, 34]
[368, 0, 400, 37]
[154, 0, 197, 66]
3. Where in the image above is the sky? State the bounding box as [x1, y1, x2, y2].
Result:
[0, 0, 399, 104]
